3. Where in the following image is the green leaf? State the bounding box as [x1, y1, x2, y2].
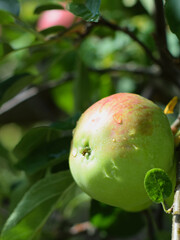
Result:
[139, 0, 154, 14]
[90, 200, 145, 237]
[68, 0, 101, 22]
[39, 26, 66, 35]
[0, 10, 14, 24]
[14, 127, 62, 160]
[14, 127, 71, 174]
[165, 0, 180, 40]
[1, 171, 73, 240]
[50, 113, 81, 130]
[0, 0, 20, 16]
[144, 168, 172, 203]
[34, 3, 64, 14]
[0, 42, 14, 58]
[0, 73, 35, 106]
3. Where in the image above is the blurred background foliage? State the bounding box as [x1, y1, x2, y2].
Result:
[0, 0, 180, 239]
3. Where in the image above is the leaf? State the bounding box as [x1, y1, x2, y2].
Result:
[165, 0, 180, 40]
[139, 0, 154, 14]
[68, 0, 101, 22]
[14, 127, 71, 174]
[164, 96, 178, 114]
[50, 113, 80, 130]
[0, 73, 35, 106]
[34, 3, 64, 14]
[1, 171, 73, 240]
[144, 168, 172, 203]
[39, 26, 66, 35]
[0, 10, 14, 24]
[0, 0, 20, 16]
[90, 200, 145, 237]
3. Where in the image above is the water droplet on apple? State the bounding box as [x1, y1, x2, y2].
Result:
[113, 112, 122, 124]
[129, 129, 136, 136]
[112, 138, 116, 142]
[133, 144, 138, 150]
[72, 149, 77, 157]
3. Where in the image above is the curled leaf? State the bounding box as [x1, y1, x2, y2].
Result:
[164, 96, 178, 114]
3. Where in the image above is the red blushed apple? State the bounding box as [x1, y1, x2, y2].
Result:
[69, 93, 175, 212]
[37, 6, 76, 31]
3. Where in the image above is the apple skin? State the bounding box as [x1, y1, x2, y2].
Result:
[37, 7, 76, 31]
[69, 93, 175, 212]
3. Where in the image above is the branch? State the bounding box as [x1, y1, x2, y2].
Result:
[171, 115, 180, 135]
[171, 114, 180, 240]
[171, 159, 180, 240]
[153, 0, 168, 54]
[98, 17, 161, 65]
[89, 64, 161, 77]
[153, 0, 180, 88]
[0, 73, 74, 115]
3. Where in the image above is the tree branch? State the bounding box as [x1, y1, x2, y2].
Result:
[89, 64, 161, 77]
[171, 157, 180, 240]
[153, 0, 168, 54]
[0, 73, 74, 115]
[98, 17, 161, 66]
[153, 0, 180, 88]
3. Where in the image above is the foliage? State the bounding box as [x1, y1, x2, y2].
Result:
[0, 0, 179, 239]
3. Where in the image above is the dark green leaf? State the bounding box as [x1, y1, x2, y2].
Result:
[14, 126, 71, 174]
[50, 113, 81, 130]
[15, 137, 71, 175]
[34, 3, 64, 14]
[39, 26, 66, 35]
[0, 0, 20, 16]
[0, 42, 14, 57]
[14, 127, 62, 160]
[0, 10, 14, 24]
[165, 0, 180, 40]
[90, 200, 145, 237]
[69, 0, 101, 22]
[0, 73, 35, 106]
[144, 168, 172, 203]
[1, 171, 73, 240]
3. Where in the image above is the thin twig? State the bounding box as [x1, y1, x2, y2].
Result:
[171, 115, 180, 135]
[0, 73, 74, 115]
[89, 64, 161, 77]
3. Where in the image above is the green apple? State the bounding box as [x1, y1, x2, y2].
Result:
[69, 93, 175, 212]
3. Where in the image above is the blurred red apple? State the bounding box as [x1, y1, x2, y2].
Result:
[37, 4, 77, 31]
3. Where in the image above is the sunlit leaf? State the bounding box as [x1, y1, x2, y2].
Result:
[164, 96, 178, 114]
[1, 171, 73, 240]
[165, 0, 180, 40]
[144, 168, 172, 203]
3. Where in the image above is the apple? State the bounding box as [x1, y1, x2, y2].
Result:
[36, 4, 77, 31]
[69, 93, 175, 212]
